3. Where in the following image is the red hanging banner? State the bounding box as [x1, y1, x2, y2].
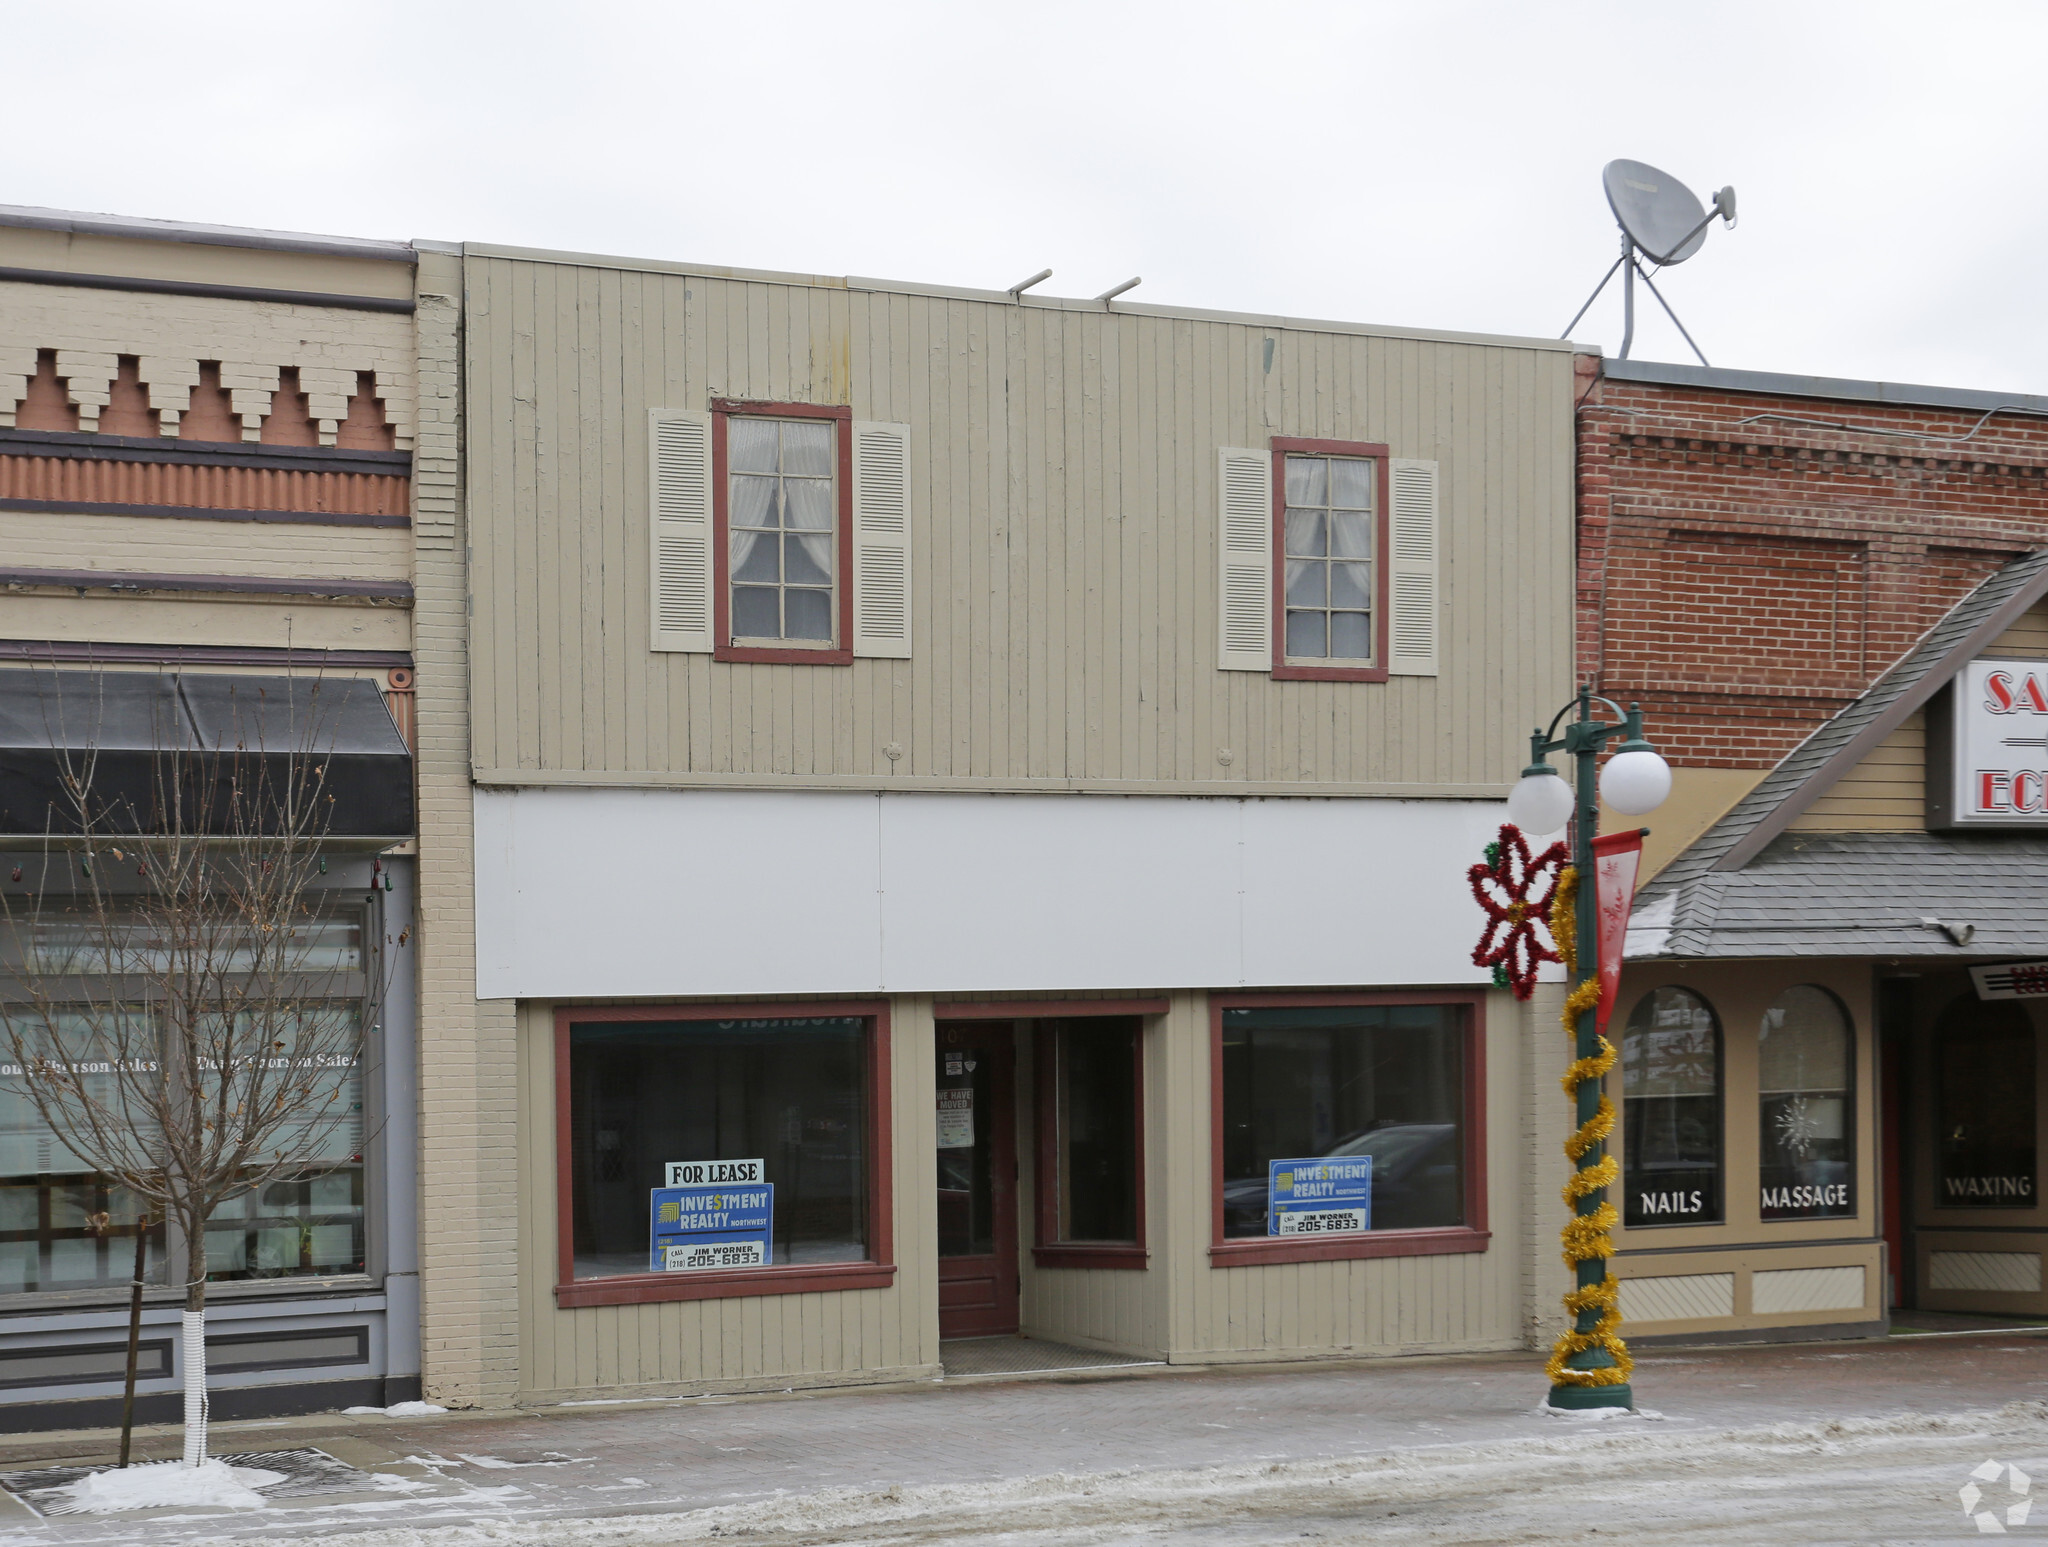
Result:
[1591, 830, 1644, 1034]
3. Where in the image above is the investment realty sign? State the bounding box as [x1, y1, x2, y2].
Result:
[1267, 1157, 1372, 1235]
[652, 1158, 773, 1271]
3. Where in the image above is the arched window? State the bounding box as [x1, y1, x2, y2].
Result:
[1935, 996, 2036, 1208]
[1622, 986, 1722, 1226]
[1759, 987, 1854, 1220]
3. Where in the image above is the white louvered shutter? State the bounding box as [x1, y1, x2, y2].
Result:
[852, 420, 913, 658]
[1217, 447, 1273, 671]
[649, 410, 714, 653]
[1387, 458, 1440, 676]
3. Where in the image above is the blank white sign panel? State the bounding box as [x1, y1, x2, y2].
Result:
[472, 787, 1503, 1000]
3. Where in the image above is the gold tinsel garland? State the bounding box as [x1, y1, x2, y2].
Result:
[1543, 864, 1634, 1389]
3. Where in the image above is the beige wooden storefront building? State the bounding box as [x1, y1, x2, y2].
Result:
[414, 240, 1593, 1406]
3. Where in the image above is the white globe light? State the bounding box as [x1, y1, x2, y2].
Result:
[1507, 769, 1575, 834]
[1601, 748, 1672, 815]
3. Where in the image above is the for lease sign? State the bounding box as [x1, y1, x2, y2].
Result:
[1949, 659, 2048, 826]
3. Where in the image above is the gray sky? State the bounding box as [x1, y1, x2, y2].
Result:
[9, 0, 2044, 394]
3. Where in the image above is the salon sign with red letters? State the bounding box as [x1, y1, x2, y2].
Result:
[1949, 659, 2048, 826]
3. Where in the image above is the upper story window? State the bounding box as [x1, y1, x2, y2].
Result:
[704, 402, 857, 665]
[729, 417, 838, 646]
[1283, 454, 1377, 665]
[1239, 437, 1396, 683]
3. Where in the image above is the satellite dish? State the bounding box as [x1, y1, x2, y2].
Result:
[1563, 160, 1737, 361]
[1603, 160, 1709, 266]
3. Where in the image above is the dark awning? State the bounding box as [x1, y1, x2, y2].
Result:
[0, 671, 413, 839]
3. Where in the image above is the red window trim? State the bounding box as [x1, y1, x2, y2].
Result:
[1207, 989, 1489, 1267]
[1269, 436, 1391, 683]
[711, 400, 855, 666]
[553, 999, 894, 1307]
[1032, 1016, 1149, 1271]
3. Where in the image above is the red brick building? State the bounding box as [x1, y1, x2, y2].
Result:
[1575, 356, 2048, 874]
[1588, 356, 2048, 1338]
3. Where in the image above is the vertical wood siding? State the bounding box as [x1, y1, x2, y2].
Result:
[515, 999, 940, 1401]
[464, 259, 1574, 791]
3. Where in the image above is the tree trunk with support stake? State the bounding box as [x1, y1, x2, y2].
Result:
[119, 1212, 146, 1468]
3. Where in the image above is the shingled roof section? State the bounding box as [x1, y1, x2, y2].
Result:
[1629, 548, 2048, 961]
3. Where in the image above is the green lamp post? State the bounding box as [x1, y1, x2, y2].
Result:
[1508, 687, 1670, 1410]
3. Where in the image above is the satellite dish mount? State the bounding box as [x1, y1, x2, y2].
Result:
[1563, 160, 1736, 363]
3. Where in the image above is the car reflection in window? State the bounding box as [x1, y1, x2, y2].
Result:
[1222, 1122, 1461, 1236]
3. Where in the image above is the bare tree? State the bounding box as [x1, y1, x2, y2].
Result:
[0, 672, 394, 1466]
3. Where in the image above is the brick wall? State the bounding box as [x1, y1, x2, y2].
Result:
[410, 249, 523, 1409]
[1576, 356, 2048, 768]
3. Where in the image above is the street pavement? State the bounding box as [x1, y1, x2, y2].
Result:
[0, 1330, 2042, 1543]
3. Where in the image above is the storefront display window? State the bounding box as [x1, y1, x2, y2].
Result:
[1935, 997, 2036, 1208]
[1219, 1002, 1466, 1238]
[567, 1015, 871, 1280]
[1622, 987, 1722, 1227]
[1758, 986, 1854, 1221]
[0, 954, 365, 1292]
[1036, 1018, 1142, 1255]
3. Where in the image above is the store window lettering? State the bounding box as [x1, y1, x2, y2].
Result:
[1635, 1189, 1706, 1217]
[1944, 1175, 2034, 1202]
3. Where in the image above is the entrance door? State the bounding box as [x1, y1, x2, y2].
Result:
[935, 1022, 1018, 1338]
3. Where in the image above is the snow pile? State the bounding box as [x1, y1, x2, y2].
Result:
[1534, 1403, 1664, 1422]
[345, 1401, 449, 1417]
[64, 1458, 282, 1513]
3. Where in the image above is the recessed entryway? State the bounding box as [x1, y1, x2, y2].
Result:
[939, 1335, 1161, 1378]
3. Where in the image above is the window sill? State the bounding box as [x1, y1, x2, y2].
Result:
[554, 1261, 895, 1307]
[1209, 1227, 1489, 1267]
[1272, 662, 1388, 683]
[1032, 1245, 1149, 1271]
[714, 643, 854, 666]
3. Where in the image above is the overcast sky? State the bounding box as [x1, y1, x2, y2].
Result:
[8, 1, 2044, 395]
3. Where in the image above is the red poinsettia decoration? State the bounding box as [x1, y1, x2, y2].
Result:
[1468, 822, 1569, 1000]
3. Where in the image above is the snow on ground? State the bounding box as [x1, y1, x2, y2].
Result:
[20, 1398, 2045, 1546]
[342, 1403, 448, 1418]
[63, 1460, 281, 1514]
